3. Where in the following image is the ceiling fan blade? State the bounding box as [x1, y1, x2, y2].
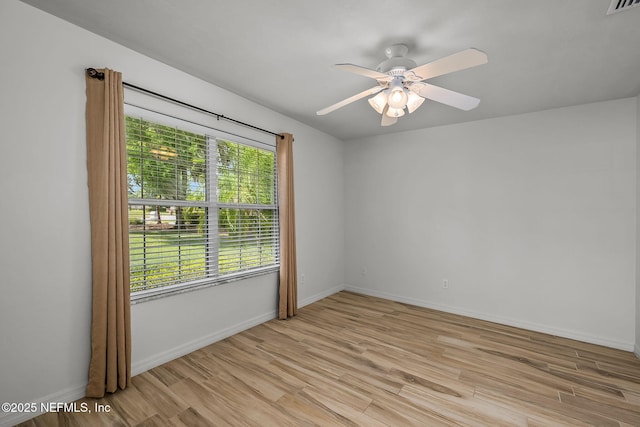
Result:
[410, 82, 480, 111]
[405, 48, 488, 82]
[335, 64, 391, 82]
[317, 86, 384, 115]
[380, 105, 398, 126]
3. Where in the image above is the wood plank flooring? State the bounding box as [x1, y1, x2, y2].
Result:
[18, 291, 640, 426]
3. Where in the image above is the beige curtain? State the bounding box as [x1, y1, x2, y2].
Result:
[277, 133, 298, 319]
[85, 68, 131, 397]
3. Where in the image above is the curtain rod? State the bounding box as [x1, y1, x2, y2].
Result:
[86, 68, 284, 140]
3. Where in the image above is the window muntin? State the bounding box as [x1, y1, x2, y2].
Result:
[125, 115, 278, 299]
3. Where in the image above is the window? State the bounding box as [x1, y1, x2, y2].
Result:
[126, 113, 279, 300]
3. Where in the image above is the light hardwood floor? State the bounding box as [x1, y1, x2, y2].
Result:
[18, 291, 640, 426]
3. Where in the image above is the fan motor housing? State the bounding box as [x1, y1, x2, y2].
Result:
[376, 44, 417, 73]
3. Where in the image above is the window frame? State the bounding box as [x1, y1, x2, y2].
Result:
[124, 104, 279, 303]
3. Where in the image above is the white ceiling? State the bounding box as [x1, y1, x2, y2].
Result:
[20, 0, 640, 141]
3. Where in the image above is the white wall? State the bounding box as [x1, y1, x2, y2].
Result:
[0, 1, 344, 425]
[345, 99, 637, 350]
[636, 94, 640, 357]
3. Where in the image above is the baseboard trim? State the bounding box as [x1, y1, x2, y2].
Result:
[299, 284, 345, 308]
[344, 285, 634, 352]
[0, 383, 86, 427]
[634, 343, 640, 360]
[132, 309, 277, 376]
[132, 284, 346, 376]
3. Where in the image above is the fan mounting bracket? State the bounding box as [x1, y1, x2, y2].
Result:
[384, 44, 409, 59]
[376, 44, 418, 74]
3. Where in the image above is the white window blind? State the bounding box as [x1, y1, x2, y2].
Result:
[125, 114, 279, 300]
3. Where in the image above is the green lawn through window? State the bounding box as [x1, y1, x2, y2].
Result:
[129, 230, 277, 292]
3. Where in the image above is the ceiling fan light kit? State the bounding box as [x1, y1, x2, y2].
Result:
[367, 91, 388, 114]
[387, 107, 405, 118]
[387, 77, 409, 109]
[317, 43, 488, 126]
[406, 91, 425, 114]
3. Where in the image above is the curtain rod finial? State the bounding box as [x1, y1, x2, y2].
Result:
[86, 68, 105, 80]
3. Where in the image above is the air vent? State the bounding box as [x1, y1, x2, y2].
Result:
[607, 0, 640, 15]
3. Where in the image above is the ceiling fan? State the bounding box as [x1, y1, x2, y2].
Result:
[317, 44, 488, 126]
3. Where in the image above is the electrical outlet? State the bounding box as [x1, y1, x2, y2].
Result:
[361, 267, 367, 277]
[443, 279, 449, 289]
[300, 273, 305, 285]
